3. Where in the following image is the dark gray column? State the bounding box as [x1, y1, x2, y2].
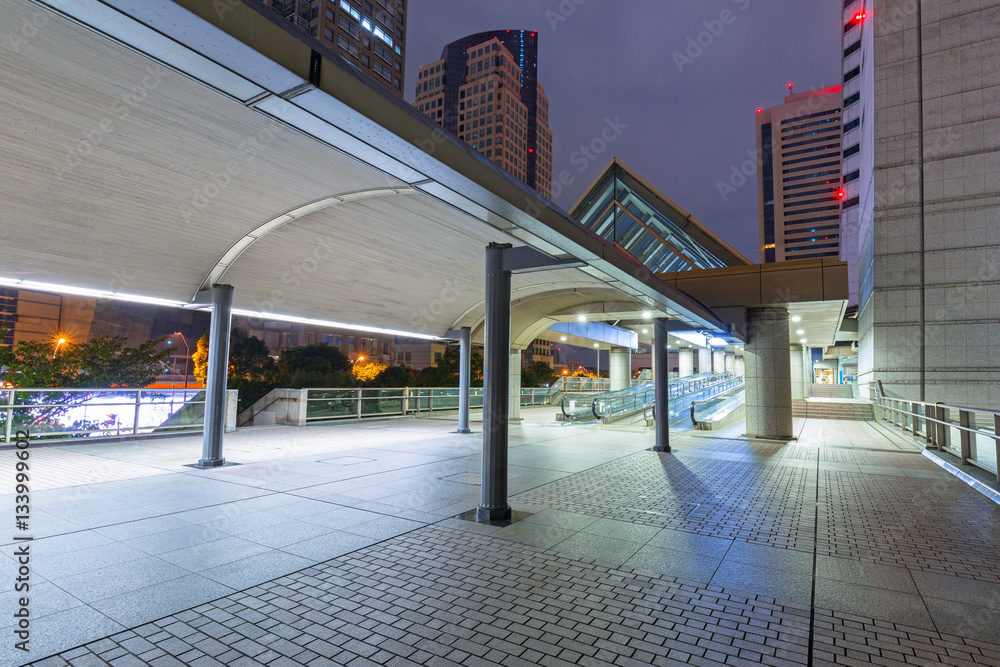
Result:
[199, 284, 234, 468]
[745, 307, 793, 439]
[653, 318, 671, 453]
[457, 326, 472, 434]
[478, 243, 513, 522]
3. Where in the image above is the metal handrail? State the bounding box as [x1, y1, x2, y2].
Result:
[871, 381, 999, 482]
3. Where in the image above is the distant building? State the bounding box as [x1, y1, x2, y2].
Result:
[415, 30, 553, 198]
[756, 85, 844, 263]
[522, 336, 554, 368]
[255, 0, 406, 96]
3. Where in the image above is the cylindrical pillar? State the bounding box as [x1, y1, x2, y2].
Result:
[698, 348, 711, 374]
[457, 326, 471, 433]
[509, 351, 522, 422]
[745, 307, 793, 439]
[712, 349, 725, 374]
[199, 284, 234, 468]
[678, 349, 694, 377]
[479, 243, 513, 522]
[735, 355, 745, 377]
[609, 347, 631, 391]
[790, 345, 806, 400]
[653, 318, 671, 452]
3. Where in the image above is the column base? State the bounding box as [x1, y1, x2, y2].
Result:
[476, 505, 512, 523]
[652, 445, 672, 453]
[197, 457, 227, 468]
[455, 428, 472, 434]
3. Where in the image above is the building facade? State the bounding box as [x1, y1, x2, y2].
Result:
[256, 0, 406, 96]
[756, 85, 844, 263]
[858, 0, 1000, 409]
[415, 31, 553, 198]
[840, 1, 875, 305]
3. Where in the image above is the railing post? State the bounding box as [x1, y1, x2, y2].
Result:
[133, 390, 142, 436]
[356, 388, 363, 419]
[959, 410, 972, 464]
[4, 388, 14, 444]
[403, 387, 410, 415]
[994, 414, 1000, 484]
[937, 404, 948, 450]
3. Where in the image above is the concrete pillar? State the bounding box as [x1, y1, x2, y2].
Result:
[678, 349, 694, 377]
[653, 318, 671, 453]
[735, 356, 745, 377]
[712, 349, 724, 374]
[790, 345, 806, 400]
[609, 347, 631, 391]
[199, 284, 233, 468]
[745, 307, 793, 440]
[509, 351, 522, 422]
[698, 348, 711, 374]
[457, 326, 472, 433]
[479, 242, 512, 522]
[724, 352, 735, 374]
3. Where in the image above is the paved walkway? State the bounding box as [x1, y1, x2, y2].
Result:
[3, 409, 999, 665]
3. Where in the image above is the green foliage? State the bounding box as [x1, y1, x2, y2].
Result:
[277, 343, 351, 388]
[422, 346, 462, 387]
[522, 361, 556, 388]
[366, 364, 418, 388]
[0, 325, 170, 389]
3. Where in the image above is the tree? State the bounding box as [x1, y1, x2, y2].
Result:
[368, 364, 418, 388]
[0, 328, 170, 389]
[352, 359, 387, 383]
[522, 361, 555, 387]
[277, 343, 351, 388]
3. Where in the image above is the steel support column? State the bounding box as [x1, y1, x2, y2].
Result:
[479, 243, 513, 522]
[457, 326, 472, 433]
[653, 318, 671, 453]
[199, 284, 233, 468]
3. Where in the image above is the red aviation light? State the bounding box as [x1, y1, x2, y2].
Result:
[855, 11, 867, 20]
[835, 188, 846, 200]
[756, 108, 762, 113]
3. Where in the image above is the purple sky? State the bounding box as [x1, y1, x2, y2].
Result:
[405, 0, 842, 259]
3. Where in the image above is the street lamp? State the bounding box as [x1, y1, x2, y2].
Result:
[52, 336, 68, 359]
[166, 332, 190, 391]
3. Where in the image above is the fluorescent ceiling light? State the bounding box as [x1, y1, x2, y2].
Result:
[1, 276, 186, 307]
[230, 309, 443, 340]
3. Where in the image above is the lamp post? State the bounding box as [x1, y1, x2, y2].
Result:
[167, 333, 190, 391]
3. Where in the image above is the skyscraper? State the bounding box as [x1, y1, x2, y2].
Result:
[256, 0, 407, 96]
[415, 30, 553, 199]
[840, 1, 874, 305]
[755, 85, 844, 263]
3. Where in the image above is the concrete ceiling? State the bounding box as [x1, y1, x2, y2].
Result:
[0, 0, 737, 341]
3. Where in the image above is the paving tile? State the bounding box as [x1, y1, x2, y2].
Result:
[723, 541, 814, 576]
[52, 557, 191, 603]
[813, 555, 918, 594]
[493, 522, 576, 550]
[622, 544, 721, 584]
[709, 560, 813, 606]
[814, 578, 934, 630]
[922, 597, 1000, 644]
[280, 531, 378, 561]
[580, 518, 662, 544]
[645, 529, 733, 558]
[198, 551, 313, 590]
[519, 509, 600, 531]
[550, 533, 642, 568]
[90, 575, 235, 628]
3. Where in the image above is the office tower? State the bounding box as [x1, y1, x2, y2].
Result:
[858, 1, 1000, 409]
[415, 31, 553, 198]
[258, 0, 407, 96]
[756, 85, 844, 263]
[840, 1, 874, 305]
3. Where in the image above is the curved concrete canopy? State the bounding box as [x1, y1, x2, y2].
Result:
[0, 0, 738, 341]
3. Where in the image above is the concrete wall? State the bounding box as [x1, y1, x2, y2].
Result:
[862, 0, 1000, 409]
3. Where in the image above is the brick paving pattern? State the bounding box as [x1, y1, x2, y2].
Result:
[25, 525, 1000, 666]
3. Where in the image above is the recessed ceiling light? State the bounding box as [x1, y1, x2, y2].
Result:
[593, 343, 599, 348]
[560, 336, 567, 341]
[641, 329, 648, 334]
[642, 311, 652, 319]
[792, 316, 802, 322]
[796, 329, 804, 335]
[800, 338, 807, 343]
[577, 314, 587, 322]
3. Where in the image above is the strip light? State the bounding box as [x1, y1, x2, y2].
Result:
[230, 309, 444, 340]
[0, 276, 444, 340]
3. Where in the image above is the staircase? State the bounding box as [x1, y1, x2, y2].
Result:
[793, 398, 874, 420]
[809, 383, 857, 399]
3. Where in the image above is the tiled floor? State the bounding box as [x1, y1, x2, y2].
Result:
[5, 410, 1000, 665]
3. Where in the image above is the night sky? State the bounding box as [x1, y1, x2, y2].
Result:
[406, 0, 842, 260]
